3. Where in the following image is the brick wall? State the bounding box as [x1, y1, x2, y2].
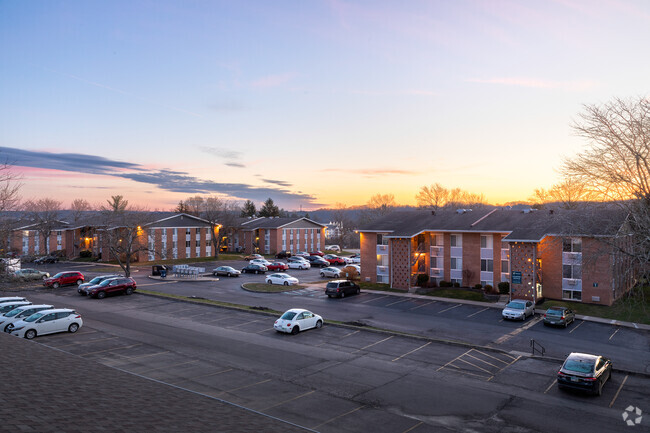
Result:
[539, 236, 562, 302]
[582, 237, 613, 305]
[463, 233, 480, 287]
[390, 238, 411, 290]
[360, 232, 377, 283]
[509, 242, 537, 301]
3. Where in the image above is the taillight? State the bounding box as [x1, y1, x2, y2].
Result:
[558, 371, 567, 376]
[75, 315, 81, 318]
[287, 323, 291, 327]
[584, 377, 597, 381]
[561, 316, 565, 320]
[544, 314, 547, 318]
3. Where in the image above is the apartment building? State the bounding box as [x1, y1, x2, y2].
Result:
[357, 206, 633, 306]
[237, 217, 327, 255]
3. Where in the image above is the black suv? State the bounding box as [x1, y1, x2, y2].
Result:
[325, 280, 360, 298]
[275, 250, 292, 259]
[305, 255, 330, 267]
[241, 263, 268, 274]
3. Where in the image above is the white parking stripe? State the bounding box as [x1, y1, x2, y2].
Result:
[409, 301, 436, 310]
[385, 298, 409, 307]
[467, 307, 489, 318]
[438, 304, 461, 314]
[609, 374, 628, 408]
[392, 342, 431, 362]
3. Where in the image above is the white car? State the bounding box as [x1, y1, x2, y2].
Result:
[502, 299, 535, 321]
[320, 267, 342, 278]
[0, 297, 27, 304]
[8, 308, 83, 339]
[266, 273, 299, 286]
[0, 304, 54, 333]
[347, 254, 361, 264]
[0, 301, 32, 315]
[288, 260, 311, 270]
[325, 245, 341, 252]
[274, 309, 323, 334]
[295, 251, 311, 257]
[250, 258, 273, 267]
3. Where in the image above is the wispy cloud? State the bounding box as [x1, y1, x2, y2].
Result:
[198, 146, 245, 168]
[466, 77, 597, 91]
[322, 167, 421, 177]
[2, 146, 316, 204]
[251, 73, 295, 88]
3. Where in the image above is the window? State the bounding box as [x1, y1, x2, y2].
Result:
[186, 241, 191, 248]
[450, 235, 458, 247]
[563, 238, 582, 253]
[451, 278, 462, 285]
[186, 228, 191, 234]
[481, 259, 493, 272]
[563, 264, 582, 279]
[450, 257, 461, 270]
[480, 235, 493, 249]
[563, 290, 582, 301]
[501, 260, 509, 273]
[431, 257, 439, 268]
[377, 234, 383, 245]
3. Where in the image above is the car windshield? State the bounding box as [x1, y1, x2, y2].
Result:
[281, 311, 297, 320]
[506, 302, 524, 310]
[546, 309, 563, 315]
[51, 273, 64, 279]
[563, 359, 595, 374]
[88, 277, 103, 284]
[24, 312, 46, 322]
[4, 308, 24, 317]
[98, 279, 113, 286]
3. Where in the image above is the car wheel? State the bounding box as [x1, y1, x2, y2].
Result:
[340, 292, 345, 298]
[284, 281, 289, 286]
[320, 272, 325, 277]
[125, 287, 134, 295]
[42, 275, 47, 280]
[52, 282, 60, 289]
[356, 288, 360, 295]
[563, 321, 568, 328]
[25, 329, 37, 340]
[291, 326, 300, 335]
[76, 279, 83, 285]
[68, 323, 79, 333]
[3, 324, 10, 332]
[255, 270, 259, 274]
[596, 380, 603, 396]
[96, 291, 106, 299]
[227, 273, 232, 277]
[213, 272, 218, 276]
[315, 320, 322, 329]
[266, 280, 272, 284]
[327, 294, 332, 298]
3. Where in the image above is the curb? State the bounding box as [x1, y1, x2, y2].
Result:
[146, 275, 217, 283]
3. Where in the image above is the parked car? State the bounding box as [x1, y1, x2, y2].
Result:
[212, 266, 241, 277]
[501, 299, 534, 321]
[323, 255, 346, 266]
[244, 254, 263, 261]
[266, 273, 299, 286]
[34, 255, 59, 264]
[305, 256, 330, 267]
[288, 261, 311, 270]
[295, 251, 311, 257]
[250, 258, 273, 267]
[43, 271, 85, 289]
[557, 352, 612, 396]
[347, 254, 361, 264]
[0, 304, 54, 332]
[287, 256, 309, 263]
[0, 301, 32, 315]
[267, 262, 289, 271]
[320, 267, 342, 278]
[325, 245, 341, 252]
[87, 277, 137, 299]
[325, 280, 360, 298]
[274, 309, 323, 334]
[341, 264, 361, 278]
[0, 297, 27, 304]
[309, 251, 324, 257]
[241, 263, 268, 274]
[275, 250, 292, 259]
[13, 268, 50, 280]
[78, 274, 121, 294]
[8, 308, 83, 339]
[543, 306, 576, 328]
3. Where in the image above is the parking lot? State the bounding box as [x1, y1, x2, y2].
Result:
[10, 280, 649, 432]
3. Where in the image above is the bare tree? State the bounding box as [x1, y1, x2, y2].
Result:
[415, 183, 449, 210]
[548, 178, 595, 209]
[0, 161, 22, 256]
[562, 96, 650, 310]
[361, 193, 396, 223]
[23, 199, 63, 255]
[200, 197, 239, 258]
[330, 203, 358, 248]
[70, 198, 92, 223]
[184, 196, 204, 217]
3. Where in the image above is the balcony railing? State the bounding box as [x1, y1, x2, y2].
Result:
[430, 246, 443, 256]
[429, 267, 443, 277]
[377, 244, 389, 255]
[376, 265, 389, 275]
[562, 251, 582, 263]
[562, 278, 582, 290]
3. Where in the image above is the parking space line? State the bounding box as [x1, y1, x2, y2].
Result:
[353, 336, 394, 353]
[465, 353, 500, 370]
[438, 304, 461, 314]
[313, 405, 365, 429]
[341, 330, 360, 338]
[499, 318, 504, 322]
[121, 351, 169, 360]
[361, 295, 388, 304]
[140, 360, 199, 374]
[261, 390, 315, 411]
[227, 318, 266, 328]
[55, 336, 118, 348]
[446, 363, 492, 379]
[569, 320, 584, 333]
[79, 343, 142, 357]
[456, 357, 493, 374]
[205, 316, 236, 324]
[256, 327, 275, 334]
[467, 307, 489, 318]
[171, 368, 233, 384]
[437, 350, 470, 372]
[608, 328, 620, 341]
[609, 374, 628, 408]
[223, 378, 272, 394]
[137, 281, 178, 287]
[544, 379, 557, 394]
[385, 298, 410, 307]
[392, 342, 431, 362]
[494, 316, 542, 344]
[409, 300, 436, 310]
[402, 421, 423, 433]
[473, 349, 515, 364]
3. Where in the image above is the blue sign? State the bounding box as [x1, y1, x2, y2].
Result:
[511, 271, 522, 284]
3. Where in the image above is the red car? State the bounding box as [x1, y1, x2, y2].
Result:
[87, 277, 137, 299]
[43, 271, 85, 289]
[309, 251, 324, 257]
[267, 262, 289, 271]
[323, 255, 346, 265]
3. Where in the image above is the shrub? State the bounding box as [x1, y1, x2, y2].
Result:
[485, 284, 497, 294]
[427, 279, 438, 288]
[474, 283, 483, 290]
[453, 281, 460, 288]
[79, 250, 92, 258]
[439, 280, 451, 287]
[498, 282, 510, 294]
[416, 273, 429, 286]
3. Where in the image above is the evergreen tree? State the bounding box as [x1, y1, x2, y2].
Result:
[258, 198, 280, 217]
[240, 200, 257, 217]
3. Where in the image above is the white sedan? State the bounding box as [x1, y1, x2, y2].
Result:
[274, 309, 323, 334]
[288, 260, 311, 270]
[250, 258, 273, 267]
[8, 308, 83, 339]
[347, 254, 361, 264]
[320, 267, 342, 278]
[266, 273, 299, 286]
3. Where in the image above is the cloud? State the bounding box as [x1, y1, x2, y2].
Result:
[262, 178, 293, 187]
[466, 77, 597, 91]
[251, 73, 295, 88]
[322, 167, 421, 177]
[2, 146, 316, 205]
[225, 162, 246, 168]
[198, 146, 246, 168]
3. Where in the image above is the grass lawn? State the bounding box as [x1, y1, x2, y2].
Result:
[423, 288, 487, 302]
[242, 282, 306, 293]
[359, 282, 403, 292]
[538, 286, 650, 325]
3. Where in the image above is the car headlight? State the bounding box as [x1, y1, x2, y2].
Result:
[11, 326, 24, 331]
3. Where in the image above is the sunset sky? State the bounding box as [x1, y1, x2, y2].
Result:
[1, 1, 649, 211]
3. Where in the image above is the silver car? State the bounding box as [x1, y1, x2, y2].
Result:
[501, 299, 534, 321]
[320, 267, 342, 278]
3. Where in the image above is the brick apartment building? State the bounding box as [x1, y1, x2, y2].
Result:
[357, 206, 634, 306]
[236, 217, 327, 255]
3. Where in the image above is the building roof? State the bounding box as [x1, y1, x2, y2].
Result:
[239, 217, 327, 230]
[357, 205, 628, 241]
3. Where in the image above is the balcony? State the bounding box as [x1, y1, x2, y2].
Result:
[480, 248, 493, 260]
[562, 278, 582, 290]
[430, 246, 443, 256]
[429, 267, 443, 277]
[377, 265, 389, 275]
[377, 244, 389, 255]
[450, 246, 462, 258]
[501, 249, 509, 260]
[562, 251, 582, 263]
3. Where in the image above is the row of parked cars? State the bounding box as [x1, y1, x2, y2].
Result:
[0, 296, 83, 339]
[35, 270, 137, 299]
